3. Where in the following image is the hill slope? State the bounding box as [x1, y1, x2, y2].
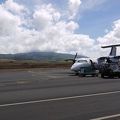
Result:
[0, 52, 86, 61]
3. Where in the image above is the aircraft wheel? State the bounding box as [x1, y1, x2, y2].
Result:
[101, 73, 105, 78]
[79, 74, 85, 77]
[118, 74, 120, 78]
[109, 74, 114, 78]
[75, 72, 79, 75]
[95, 74, 98, 77]
[81, 74, 85, 77]
[92, 74, 95, 77]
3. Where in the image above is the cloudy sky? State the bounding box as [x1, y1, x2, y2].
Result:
[0, 0, 120, 58]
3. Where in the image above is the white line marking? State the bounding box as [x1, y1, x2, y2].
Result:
[91, 113, 120, 120]
[1, 90, 120, 107]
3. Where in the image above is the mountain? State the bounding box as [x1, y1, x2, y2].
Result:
[0, 52, 86, 61]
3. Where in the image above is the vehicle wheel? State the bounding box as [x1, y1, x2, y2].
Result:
[92, 74, 95, 77]
[109, 75, 114, 78]
[95, 74, 98, 77]
[101, 73, 105, 78]
[118, 74, 120, 78]
[79, 74, 85, 77]
[80, 74, 85, 77]
[75, 72, 79, 75]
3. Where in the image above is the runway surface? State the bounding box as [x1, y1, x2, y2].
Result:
[0, 68, 120, 120]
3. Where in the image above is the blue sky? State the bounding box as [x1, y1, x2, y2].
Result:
[0, 0, 4, 3]
[0, 0, 120, 57]
[78, 0, 120, 38]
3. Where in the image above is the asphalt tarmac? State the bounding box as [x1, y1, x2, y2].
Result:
[0, 68, 120, 120]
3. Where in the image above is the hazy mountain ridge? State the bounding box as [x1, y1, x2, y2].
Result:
[0, 52, 86, 61]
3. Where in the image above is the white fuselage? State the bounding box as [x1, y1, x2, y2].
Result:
[71, 58, 91, 72]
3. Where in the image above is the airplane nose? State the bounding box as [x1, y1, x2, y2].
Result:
[71, 63, 83, 71]
[71, 65, 77, 71]
[71, 66, 74, 71]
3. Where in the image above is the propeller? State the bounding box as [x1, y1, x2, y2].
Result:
[73, 53, 77, 63]
[90, 59, 96, 69]
[65, 53, 78, 64]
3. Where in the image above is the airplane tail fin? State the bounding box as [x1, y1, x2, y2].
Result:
[109, 46, 116, 56]
[101, 44, 120, 57]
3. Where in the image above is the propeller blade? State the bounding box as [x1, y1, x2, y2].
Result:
[65, 53, 78, 64]
[72, 53, 77, 63]
[74, 53, 77, 60]
[90, 59, 95, 69]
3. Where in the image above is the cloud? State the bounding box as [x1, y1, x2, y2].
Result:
[80, 0, 107, 12]
[97, 19, 120, 45]
[0, 5, 22, 36]
[68, 0, 81, 19]
[0, 0, 95, 56]
[2, 0, 27, 15]
[36, 21, 95, 55]
[32, 4, 61, 30]
[65, 21, 79, 32]
[0, 0, 120, 59]
[97, 19, 120, 56]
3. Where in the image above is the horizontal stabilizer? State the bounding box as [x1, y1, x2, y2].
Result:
[101, 44, 120, 48]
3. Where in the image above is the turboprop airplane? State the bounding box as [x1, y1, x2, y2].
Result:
[69, 44, 120, 77]
[97, 44, 120, 78]
[70, 53, 98, 76]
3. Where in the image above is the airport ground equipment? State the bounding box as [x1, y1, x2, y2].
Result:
[98, 44, 120, 78]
